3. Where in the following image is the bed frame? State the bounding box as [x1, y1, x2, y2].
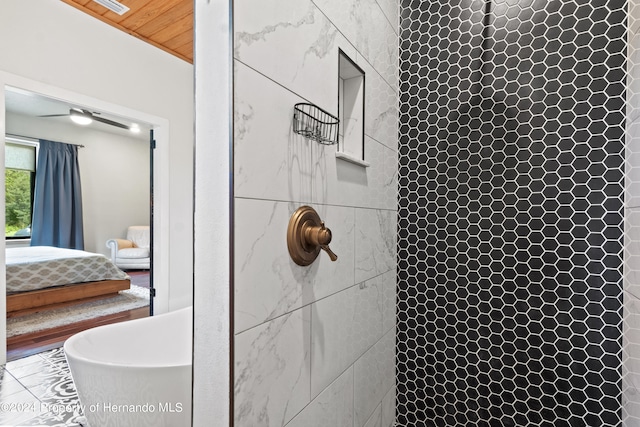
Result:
[6, 279, 131, 316]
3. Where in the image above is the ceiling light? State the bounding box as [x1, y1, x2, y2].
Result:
[130, 124, 141, 133]
[70, 114, 92, 126]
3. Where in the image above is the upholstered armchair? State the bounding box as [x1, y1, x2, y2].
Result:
[106, 225, 150, 270]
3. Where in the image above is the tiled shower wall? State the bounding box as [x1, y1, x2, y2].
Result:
[399, 0, 626, 426]
[626, 2, 640, 425]
[232, 1, 398, 426]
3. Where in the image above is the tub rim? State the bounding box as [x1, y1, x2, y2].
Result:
[63, 306, 193, 369]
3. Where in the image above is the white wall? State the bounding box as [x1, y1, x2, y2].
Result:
[0, 0, 194, 313]
[6, 111, 149, 257]
[233, 0, 398, 426]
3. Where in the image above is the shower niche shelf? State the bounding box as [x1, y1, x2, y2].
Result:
[335, 152, 370, 167]
[293, 103, 339, 145]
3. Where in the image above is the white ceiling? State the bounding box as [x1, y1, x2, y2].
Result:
[5, 87, 151, 139]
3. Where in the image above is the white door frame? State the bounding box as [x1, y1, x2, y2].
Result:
[192, 0, 233, 425]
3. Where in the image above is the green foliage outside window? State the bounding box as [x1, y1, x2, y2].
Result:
[5, 169, 32, 236]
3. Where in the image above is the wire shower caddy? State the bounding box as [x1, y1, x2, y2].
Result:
[293, 103, 339, 145]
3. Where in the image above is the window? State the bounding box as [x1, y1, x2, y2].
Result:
[5, 139, 37, 239]
[336, 50, 368, 167]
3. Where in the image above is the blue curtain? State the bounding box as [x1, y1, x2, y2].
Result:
[30, 139, 84, 249]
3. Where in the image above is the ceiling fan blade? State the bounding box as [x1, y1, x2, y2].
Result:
[93, 115, 130, 130]
[41, 109, 87, 118]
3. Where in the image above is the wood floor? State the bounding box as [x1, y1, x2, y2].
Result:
[7, 306, 149, 362]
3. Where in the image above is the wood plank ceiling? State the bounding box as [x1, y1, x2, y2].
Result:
[60, 0, 193, 63]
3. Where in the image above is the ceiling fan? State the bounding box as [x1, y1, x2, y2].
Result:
[39, 108, 132, 130]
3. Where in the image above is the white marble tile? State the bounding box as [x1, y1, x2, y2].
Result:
[354, 329, 395, 427]
[630, 17, 640, 69]
[312, 0, 398, 88]
[626, 209, 640, 297]
[381, 385, 396, 427]
[311, 278, 384, 397]
[234, 0, 357, 115]
[627, 322, 640, 348]
[381, 270, 396, 334]
[627, 292, 640, 318]
[235, 198, 355, 332]
[625, 409, 640, 427]
[360, 138, 397, 211]
[631, 0, 640, 27]
[617, 2, 637, 424]
[625, 372, 640, 402]
[234, 61, 315, 203]
[356, 208, 397, 283]
[376, 0, 398, 33]
[626, 291, 640, 388]
[628, 8, 640, 208]
[626, 261, 640, 427]
[628, 264, 640, 300]
[318, 136, 397, 210]
[627, 341, 640, 358]
[623, 403, 640, 427]
[627, 291, 640, 314]
[625, 126, 640, 208]
[623, 413, 640, 427]
[626, 357, 640, 386]
[626, 305, 640, 329]
[286, 367, 354, 427]
[234, 63, 396, 211]
[625, 298, 640, 343]
[235, 58, 396, 212]
[351, 51, 398, 151]
[234, 307, 311, 427]
[623, 383, 640, 422]
[625, 339, 640, 374]
[363, 404, 382, 427]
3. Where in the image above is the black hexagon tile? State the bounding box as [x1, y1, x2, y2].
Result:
[398, 1, 626, 426]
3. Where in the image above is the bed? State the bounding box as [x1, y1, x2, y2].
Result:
[6, 246, 131, 315]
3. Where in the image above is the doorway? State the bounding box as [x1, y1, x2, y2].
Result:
[0, 75, 172, 365]
[3, 85, 157, 360]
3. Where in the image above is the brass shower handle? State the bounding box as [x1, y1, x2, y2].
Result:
[304, 222, 338, 261]
[288, 206, 338, 266]
[320, 244, 338, 262]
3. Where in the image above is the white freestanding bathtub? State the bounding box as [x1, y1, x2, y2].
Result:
[64, 306, 192, 427]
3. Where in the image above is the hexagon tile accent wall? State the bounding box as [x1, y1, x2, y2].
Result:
[398, 1, 626, 426]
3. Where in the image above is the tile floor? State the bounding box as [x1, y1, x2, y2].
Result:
[0, 347, 84, 427]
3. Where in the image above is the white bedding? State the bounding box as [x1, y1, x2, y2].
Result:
[6, 246, 129, 294]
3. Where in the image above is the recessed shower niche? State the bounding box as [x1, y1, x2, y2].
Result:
[337, 50, 367, 167]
